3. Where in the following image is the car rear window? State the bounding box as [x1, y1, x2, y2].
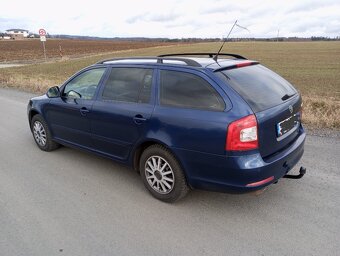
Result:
[216, 65, 297, 112]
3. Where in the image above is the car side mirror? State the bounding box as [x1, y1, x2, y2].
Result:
[46, 86, 60, 98]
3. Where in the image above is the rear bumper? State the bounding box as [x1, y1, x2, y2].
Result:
[173, 126, 306, 193]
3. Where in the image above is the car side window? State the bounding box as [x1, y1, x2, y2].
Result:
[63, 68, 106, 100]
[160, 70, 225, 111]
[102, 68, 153, 103]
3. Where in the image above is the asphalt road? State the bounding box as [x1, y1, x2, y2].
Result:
[0, 87, 339, 256]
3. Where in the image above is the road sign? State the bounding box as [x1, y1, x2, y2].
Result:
[39, 28, 47, 61]
[39, 29, 46, 36]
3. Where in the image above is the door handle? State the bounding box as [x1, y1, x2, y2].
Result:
[80, 107, 90, 116]
[133, 114, 147, 124]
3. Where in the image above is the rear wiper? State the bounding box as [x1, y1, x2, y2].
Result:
[281, 93, 295, 101]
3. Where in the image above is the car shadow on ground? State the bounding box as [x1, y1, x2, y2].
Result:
[43, 142, 300, 210]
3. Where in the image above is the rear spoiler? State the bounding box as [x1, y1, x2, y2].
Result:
[214, 61, 259, 72]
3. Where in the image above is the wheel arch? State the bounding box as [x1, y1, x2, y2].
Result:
[132, 139, 165, 172]
[132, 139, 188, 179]
[28, 109, 40, 129]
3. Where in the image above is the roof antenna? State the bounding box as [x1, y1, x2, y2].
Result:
[213, 20, 238, 62]
[213, 20, 250, 61]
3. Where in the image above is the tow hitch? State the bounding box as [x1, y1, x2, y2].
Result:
[283, 166, 306, 179]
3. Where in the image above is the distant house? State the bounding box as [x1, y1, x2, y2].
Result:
[6, 29, 29, 39]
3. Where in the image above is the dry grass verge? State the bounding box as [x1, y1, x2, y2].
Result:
[303, 96, 340, 129]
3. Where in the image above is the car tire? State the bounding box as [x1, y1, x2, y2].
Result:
[31, 114, 59, 152]
[140, 144, 189, 202]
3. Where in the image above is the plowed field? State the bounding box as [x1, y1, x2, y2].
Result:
[0, 39, 175, 62]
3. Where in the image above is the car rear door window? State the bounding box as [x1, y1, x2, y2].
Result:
[63, 68, 106, 100]
[102, 68, 153, 104]
[160, 70, 225, 111]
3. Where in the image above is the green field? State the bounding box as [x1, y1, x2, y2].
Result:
[0, 41, 339, 129]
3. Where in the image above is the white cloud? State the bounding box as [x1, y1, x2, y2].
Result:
[0, 0, 339, 38]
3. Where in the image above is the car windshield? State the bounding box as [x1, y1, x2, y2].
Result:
[216, 65, 297, 112]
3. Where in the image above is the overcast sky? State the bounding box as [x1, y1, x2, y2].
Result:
[1, 0, 339, 38]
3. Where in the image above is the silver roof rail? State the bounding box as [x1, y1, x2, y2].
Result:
[158, 53, 247, 60]
[96, 57, 202, 67]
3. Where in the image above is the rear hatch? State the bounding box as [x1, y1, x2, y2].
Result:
[216, 64, 302, 158]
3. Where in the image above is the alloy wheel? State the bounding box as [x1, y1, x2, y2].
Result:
[33, 121, 47, 147]
[145, 156, 175, 194]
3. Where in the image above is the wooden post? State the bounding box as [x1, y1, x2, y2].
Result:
[59, 42, 63, 58]
[42, 41, 47, 61]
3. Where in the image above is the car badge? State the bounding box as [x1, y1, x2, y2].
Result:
[289, 105, 293, 114]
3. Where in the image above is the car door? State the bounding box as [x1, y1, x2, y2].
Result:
[91, 67, 155, 160]
[45, 67, 107, 148]
[154, 68, 230, 155]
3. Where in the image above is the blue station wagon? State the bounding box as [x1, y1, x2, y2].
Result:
[28, 53, 306, 202]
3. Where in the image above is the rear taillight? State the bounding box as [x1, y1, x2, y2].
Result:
[226, 114, 258, 151]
